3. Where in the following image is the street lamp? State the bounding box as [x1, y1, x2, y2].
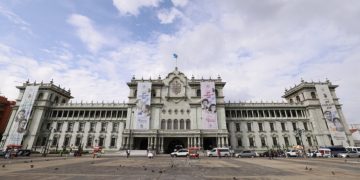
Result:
[295, 129, 305, 157]
[42, 127, 53, 157]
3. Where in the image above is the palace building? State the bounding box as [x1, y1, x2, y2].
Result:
[0, 68, 354, 153]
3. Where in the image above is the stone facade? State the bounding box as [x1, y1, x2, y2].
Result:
[0, 69, 354, 153]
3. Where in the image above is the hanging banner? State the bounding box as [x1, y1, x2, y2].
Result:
[315, 84, 348, 146]
[135, 82, 151, 129]
[5, 85, 39, 146]
[201, 81, 218, 129]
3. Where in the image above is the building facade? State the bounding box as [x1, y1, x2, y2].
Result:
[0, 69, 354, 153]
[0, 96, 16, 139]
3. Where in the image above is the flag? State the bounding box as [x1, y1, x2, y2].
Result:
[173, 53, 178, 59]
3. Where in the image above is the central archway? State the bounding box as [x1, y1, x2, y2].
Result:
[164, 137, 187, 153]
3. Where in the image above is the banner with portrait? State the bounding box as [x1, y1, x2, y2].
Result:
[135, 82, 151, 129]
[5, 85, 39, 146]
[201, 81, 218, 129]
[315, 84, 348, 146]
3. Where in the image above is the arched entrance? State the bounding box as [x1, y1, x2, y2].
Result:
[164, 138, 187, 153]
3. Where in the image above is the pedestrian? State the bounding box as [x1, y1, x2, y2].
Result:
[217, 149, 221, 158]
[126, 149, 130, 158]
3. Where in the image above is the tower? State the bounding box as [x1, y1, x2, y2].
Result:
[282, 80, 354, 147]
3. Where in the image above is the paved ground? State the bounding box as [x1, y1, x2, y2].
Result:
[0, 155, 360, 180]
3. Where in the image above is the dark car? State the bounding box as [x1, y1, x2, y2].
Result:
[16, 149, 31, 157]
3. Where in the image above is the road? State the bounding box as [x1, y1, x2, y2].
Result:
[0, 156, 359, 179]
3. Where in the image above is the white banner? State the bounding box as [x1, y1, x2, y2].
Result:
[135, 82, 151, 129]
[315, 84, 348, 146]
[201, 81, 218, 129]
[5, 85, 39, 146]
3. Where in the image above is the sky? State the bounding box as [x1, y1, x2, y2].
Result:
[0, 0, 359, 124]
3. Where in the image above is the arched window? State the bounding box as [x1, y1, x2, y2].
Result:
[296, 96, 301, 102]
[196, 89, 201, 97]
[186, 119, 191, 129]
[289, 99, 293, 103]
[167, 119, 172, 130]
[37, 93, 43, 100]
[180, 119, 184, 129]
[215, 89, 219, 97]
[152, 90, 156, 97]
[134, 90, 137, 97]
[161, 119, 166, 129]
[173, 119, 178, 129]
[54, 96, 59, 103]
[61, 99, 66, 104]
[310, 92, 316, 99]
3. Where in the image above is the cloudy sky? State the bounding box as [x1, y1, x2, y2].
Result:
[0, 0, 359, 124]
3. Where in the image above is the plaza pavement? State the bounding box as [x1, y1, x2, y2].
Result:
[0, 155, 360, 180]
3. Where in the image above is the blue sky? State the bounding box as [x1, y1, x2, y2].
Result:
[0, 0, 360, 124]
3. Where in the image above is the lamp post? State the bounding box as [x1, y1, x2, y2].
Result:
[295, 129, 305, 157]
[42, 127, 53, 157]
[128, 111, 134, 150]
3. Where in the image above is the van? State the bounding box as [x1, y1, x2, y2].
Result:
[318, 148, 331, 158]
[207, 148, 230, 157]
[322, 146, 346, 157]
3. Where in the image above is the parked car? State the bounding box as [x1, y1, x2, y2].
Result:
[307, 150, 322, 157]
[322, 146, 347, 157]
[337, 151, 360, 158]
[235, 150, 257, 158]
[16, 149, 31, 157]
[286, 150, 298, 157]
[207, 148, 230, 157]
[170, 149, 189, 157]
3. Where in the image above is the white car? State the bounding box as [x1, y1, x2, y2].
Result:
[337, 151, 360, 158]
[307, 151, 322, 157]
[286, 150, 298, 157]
[170, 149, 189, 157]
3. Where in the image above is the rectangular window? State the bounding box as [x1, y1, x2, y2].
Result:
[236, 123, 241, 132]
[84, 111, 89, 117]
[307, 137, 312, 146]
[303, 122, 308, 131]
[110, 137, 116, 147]
[87, 137, 93, 147]
[68, 111, 73, 117]
[99, 137, 104, 147]
[78, 122, 84, 132]
[237, 138, 242, 147]
[63, 137, 70, 146]
[67, 122, 73, 132]
[112, 111, 117, 118]
[270, 122, 275, 131]
[284, 137, 289, 146]
[101, 122, 107, 132]
[272, 137, 278, 146]
[281, 122, 286, 131]
[247, 123, 252, 132]
[75, 137, 81, 146]
[90, 122, 96, 132]
[52, 137, 58, 146]
[258, 123, 263, 132]
[296, 136, 301, 145]
[56, 122, 62, 132]
[292, 122, 297, 131]
[249, 137, 254, 147]
[74, 111, 79, 117]
[46, 123, 51, 130]
[261, 137, 266, 147]
[123, 111, 127, 118]
[112, 123, 118, 132]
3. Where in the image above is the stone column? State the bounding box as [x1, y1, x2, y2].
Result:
[187, 137, 190, 148]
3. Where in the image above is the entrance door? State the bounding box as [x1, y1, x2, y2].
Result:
[164, 138, 187, 153]
[133, 137, 148, 150]
[203, 137, 216, 150]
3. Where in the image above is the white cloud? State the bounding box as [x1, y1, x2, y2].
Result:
[0, 5, 32, 35]
[157, 8, 183, 24]
[171, 0, 188, 7]
[67, 14, 106, 53]
[112, 0, 161, 16]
